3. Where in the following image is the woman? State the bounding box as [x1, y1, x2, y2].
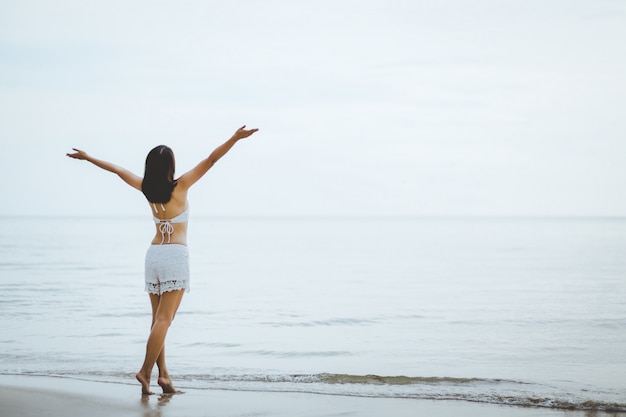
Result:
[67, 125, 259, 395]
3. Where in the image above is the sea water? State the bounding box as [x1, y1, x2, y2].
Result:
[1, 215, 625, 412]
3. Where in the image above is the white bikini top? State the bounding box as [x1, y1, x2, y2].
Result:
[152, 202, 189, 244]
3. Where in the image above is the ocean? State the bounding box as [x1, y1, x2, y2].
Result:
[1, 215, 625, 412]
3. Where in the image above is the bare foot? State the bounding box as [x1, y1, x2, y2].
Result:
[136, 372, 154, 395]
[158, 376, 182, 394]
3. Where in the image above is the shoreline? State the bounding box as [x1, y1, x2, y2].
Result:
[0, 374, 617, 417]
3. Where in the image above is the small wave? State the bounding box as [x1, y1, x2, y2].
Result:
[177, 373, 507, 386]
[182, 342, 241, 348]
[317, 373, 511, 386]
[240, 350, 352, 358]
[175, 373, 626, 412]
[261, 317, 380, 327]
[260, 314, 426, 328]
[94, 312, 147, 318]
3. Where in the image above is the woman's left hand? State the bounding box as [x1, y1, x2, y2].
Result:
[66, 148, 90, 160]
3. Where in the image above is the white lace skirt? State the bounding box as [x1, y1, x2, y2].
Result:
[144, 244, 190, 295]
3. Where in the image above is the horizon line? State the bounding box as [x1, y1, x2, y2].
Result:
[2, 213, 626, 220]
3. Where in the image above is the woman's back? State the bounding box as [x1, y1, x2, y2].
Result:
[150, 186, 189, 246]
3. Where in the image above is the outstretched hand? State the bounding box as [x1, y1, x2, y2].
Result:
[232, 125, 259, 140]
[66, 148, 90, 160]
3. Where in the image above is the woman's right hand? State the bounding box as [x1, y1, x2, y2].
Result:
[232, 125, 259, 140]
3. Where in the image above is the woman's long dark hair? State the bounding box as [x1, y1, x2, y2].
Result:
[142, 145, 177, 203]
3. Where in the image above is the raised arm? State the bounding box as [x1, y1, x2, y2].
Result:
[66, 148, 143, 191]
[177, 125, 258, 190]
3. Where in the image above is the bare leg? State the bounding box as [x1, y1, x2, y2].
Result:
[146, 295, 180, 394]
[156, 346, 180, 394]
[136, 290, 184, 395]
[148, 294, 175, 389]
[137, 294, 162, 395]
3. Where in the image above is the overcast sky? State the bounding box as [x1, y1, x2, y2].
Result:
[1, 0, 625, 217]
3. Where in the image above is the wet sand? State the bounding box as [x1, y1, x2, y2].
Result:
[0, 374, 610, 417]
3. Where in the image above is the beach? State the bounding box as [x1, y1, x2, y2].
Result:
[0, 374, 615, 417]
[3, 0, 626, 414]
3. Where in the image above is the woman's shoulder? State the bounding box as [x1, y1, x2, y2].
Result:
[171, 186, 188, 204]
